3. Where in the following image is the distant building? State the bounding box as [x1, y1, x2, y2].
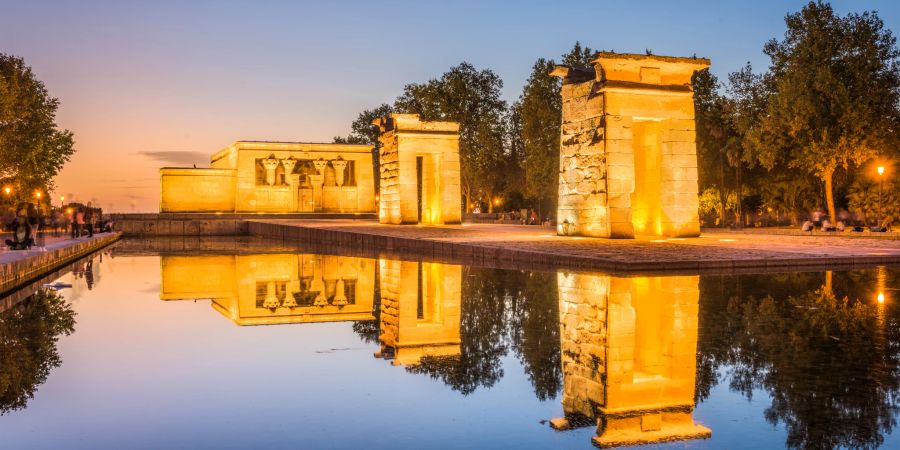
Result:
[159, 141, 375, 213]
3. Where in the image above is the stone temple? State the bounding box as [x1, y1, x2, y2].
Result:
[374, 114, 462, 225]
[160, 141, 376, 213]
[552, 53, 710, 238]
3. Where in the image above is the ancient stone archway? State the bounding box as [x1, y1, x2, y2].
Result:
[552, 53, 710, 238]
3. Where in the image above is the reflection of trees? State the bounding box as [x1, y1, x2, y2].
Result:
[404, 268, 562, 398]
[698, 270, 900, 450]
[513, 272, 561, 400]
[407, 267, 511, 395]
[0, 289, 76, 415]
[352, 261, 381, 343]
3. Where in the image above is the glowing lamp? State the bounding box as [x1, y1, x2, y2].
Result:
[878, 292, 885, 304]
[3, 186, 10, 195]
[35, 191, 42, 199]
[877, 166, 885, 176]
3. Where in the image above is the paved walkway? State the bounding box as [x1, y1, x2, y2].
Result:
[0, 233, 120, 294]
[248, 220, 900, 273]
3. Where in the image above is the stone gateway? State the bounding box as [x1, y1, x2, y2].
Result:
[374, 114, 462, 225]
[552, 53, 710, 238]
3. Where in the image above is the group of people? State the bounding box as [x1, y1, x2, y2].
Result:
[800, 215, 894, 233]
[3, 202, 112, 250]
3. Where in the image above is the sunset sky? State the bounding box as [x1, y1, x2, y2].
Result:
[3, 0, 898, 212]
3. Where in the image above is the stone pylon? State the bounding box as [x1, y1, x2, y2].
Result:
[552, 53, 709, 238]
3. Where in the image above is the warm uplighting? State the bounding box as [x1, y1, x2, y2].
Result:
[878, 292, 885, 304]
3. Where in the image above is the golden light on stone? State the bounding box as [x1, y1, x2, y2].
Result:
[159, 141, 376, 213]
[375, 259, 461, 365]
[552, 272, 711, 447]
[552, 53, 709, 239]
[159, 253, 376, 326]
[373, 114, 462, 225]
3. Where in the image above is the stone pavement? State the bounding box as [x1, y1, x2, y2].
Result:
[247, 220, 900, 274]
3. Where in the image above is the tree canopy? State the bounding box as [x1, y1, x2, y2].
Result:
[0, 54, 75, 200]
[749, 1, 900, 221]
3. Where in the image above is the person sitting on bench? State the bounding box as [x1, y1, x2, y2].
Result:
[5, 215, 34, 250]
[801, 220, 814, 231]
[872, 217, 894, 233]
[821, 219, 837, 232]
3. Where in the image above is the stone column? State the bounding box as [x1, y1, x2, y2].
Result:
[332, 279, 347, 306]
[332, 159, 348, 212]
[263, 281, 280, 309]
[332, 159, 348, 187]
[262, 157, 280, 186]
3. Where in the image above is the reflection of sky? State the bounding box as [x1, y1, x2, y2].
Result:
[3, 255, 900, 449]
[0, 256, 588, 449]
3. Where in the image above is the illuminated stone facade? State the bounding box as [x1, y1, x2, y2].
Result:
[552, 53, 709, 238]
[373, 114, 462, 225]
[376, 259, 461, 365]
[554, 272, 711, 447]
[160, 253, 376, 325]
[159, 141, 376, 213]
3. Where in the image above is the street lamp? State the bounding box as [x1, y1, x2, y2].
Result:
[35, 191, 42, 200]
[877, 166, 885, 228]
[3, 186, 10, 196]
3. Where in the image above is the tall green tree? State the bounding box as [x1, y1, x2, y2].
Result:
[0, 54, 75, 199]
[0, 289, 77, 415]
[516, 42, 595, 219]
[748, 1, 900, 221]
[393, 63, 507, 212]
[333, 103, 393, 191]
[692, 69, 739, 225]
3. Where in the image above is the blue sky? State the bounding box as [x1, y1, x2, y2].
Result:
[2, 0, 897, 211]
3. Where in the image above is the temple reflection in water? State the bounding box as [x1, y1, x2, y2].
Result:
[158, 252, 708, 447]
[553, 272, 710, 447]
[160, 254, 376, 325]
[160, 254, 462, 365]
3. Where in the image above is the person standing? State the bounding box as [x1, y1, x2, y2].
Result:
[75, 208, 85, 238]
[84, 205, 94, 238]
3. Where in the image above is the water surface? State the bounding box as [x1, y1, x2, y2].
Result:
[1, 244, 899, 449]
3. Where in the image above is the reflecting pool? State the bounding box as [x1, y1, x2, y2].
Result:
[1, 243, 899, 449]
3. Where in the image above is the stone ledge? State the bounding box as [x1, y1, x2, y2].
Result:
[0, 233, 120, 295]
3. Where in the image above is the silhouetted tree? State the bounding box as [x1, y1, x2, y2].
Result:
[0, 289, 76, 415]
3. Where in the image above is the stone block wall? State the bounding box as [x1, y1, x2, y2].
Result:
[375, 114, 461, 225]
[554, 54, 709, 238]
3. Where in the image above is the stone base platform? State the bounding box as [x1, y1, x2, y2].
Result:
[246, 220, 900, 274]
[0, 232, 120, 295]
[111, 212, 377, 236]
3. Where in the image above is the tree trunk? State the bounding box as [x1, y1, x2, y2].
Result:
[736, 163, 743, 228]
[487, 192, 494, 214]
[823, 168, 836, 223]
[718, 159, 727, 227]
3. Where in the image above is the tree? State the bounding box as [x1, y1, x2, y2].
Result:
[394, 63, 508, 213]
[0, 289, 77, 415]
[748, 2, 900, 222]
[516, 43, 595, 220]
[693, 69, 739, 225]
[333, 103, 393, 191]
[0, 54, 75, 200]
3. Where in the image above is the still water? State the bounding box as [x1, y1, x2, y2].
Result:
[1, 242, 899, 449]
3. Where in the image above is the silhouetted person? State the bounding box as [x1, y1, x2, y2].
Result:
[5, 214, 34, 250]
[84, 206, 94, 237]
